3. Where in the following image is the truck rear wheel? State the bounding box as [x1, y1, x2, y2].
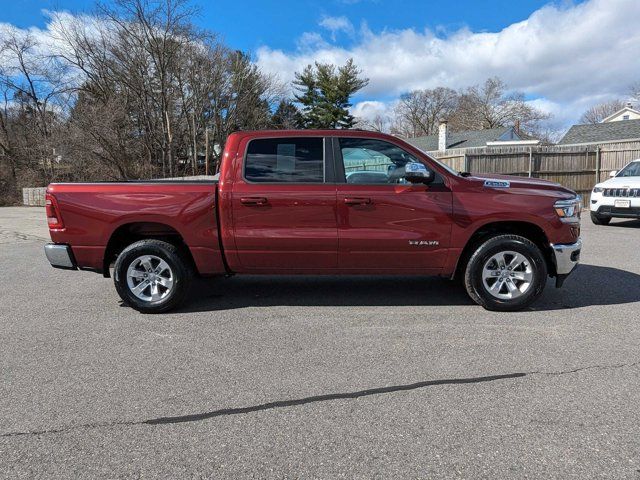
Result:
[590, 212, 611, 225]
[464, 235, 547, 311]
[113, 239, 191, 313]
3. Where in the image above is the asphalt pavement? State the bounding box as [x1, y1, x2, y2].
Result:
[1, 207, 639, 479]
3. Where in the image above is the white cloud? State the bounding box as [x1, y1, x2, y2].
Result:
[351, 99, 403, 132]
[0, 10, 107, 85]
[318, 15, 354, 40]
[4, 1, 640, 129]
[296, 31, 330, 51]
[351, 100, 391, 118]
[257, 0, 640, 127]
[350, 99, 395, 126]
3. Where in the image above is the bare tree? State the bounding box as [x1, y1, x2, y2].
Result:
[391, 87, 458, 137]
[0, 0, 284, 203]
[387, 78, 550, 139]
[629, 83, 640, 103]
[579, 99, 626, 124]
[0, 27, 73, 201]
[449, 77, 549, 133]
[49, 0, 282, 180]
[356, 113, 392, 133]
[0, 41, 13, 173]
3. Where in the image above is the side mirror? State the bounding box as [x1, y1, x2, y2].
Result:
[404, 162, 434, 184]
[610, 170, 618, 178]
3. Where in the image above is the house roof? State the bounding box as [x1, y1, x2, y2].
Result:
[558, 118, 640, 145]
[406, 126, 524, 151]
[601, 104, 640, 123]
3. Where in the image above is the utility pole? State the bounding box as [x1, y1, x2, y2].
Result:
[192, 113, 197, 175]
[205, 128, 209, 176]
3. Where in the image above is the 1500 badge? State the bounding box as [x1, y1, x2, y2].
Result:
[409, 240, 440, 246]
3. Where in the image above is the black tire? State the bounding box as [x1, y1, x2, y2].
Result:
[464, 234, 548, 312]
[113, 239, 192, 313]
[590, 212, 611, 225]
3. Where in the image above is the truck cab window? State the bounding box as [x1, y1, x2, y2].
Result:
[338, 138, 425, 184]
[245, 137, 324, 183]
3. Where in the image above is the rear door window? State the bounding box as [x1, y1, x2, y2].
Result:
[244, 138, 324, 183]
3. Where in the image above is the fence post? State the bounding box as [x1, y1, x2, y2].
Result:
[528, 147, 533, 177]
[463, 153, 469, 173]
[595, 145, 601, 183]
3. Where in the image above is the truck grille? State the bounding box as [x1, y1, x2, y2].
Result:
[603, 188, 640, 197]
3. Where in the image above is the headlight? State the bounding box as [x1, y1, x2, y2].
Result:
[554, 197, 582, 223]
[592, 187, 603, 193]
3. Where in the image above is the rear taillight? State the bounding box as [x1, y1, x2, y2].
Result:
[45, 193, 64, 229]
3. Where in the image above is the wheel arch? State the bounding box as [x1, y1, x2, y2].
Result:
[453, 220, 555, 280]
[102, 222, 197, 277]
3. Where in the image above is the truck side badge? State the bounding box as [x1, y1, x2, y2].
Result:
[484, 179, 510, 188]
[409, 240, 440, 246]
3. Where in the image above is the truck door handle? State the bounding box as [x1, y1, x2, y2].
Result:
[344, 197, 372, 205]
[240, 197, 268, 206]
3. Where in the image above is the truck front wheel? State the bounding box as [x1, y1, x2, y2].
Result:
[464, 235, 547, 311]
[113, 239, 191, 313]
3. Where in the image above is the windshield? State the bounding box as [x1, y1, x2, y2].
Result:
[409, 150, 460, 176]
[429, 155, 460, 176]
[617, 161, 640, 177]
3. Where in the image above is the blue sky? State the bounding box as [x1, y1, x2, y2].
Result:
[3, 0, 563, 52]
[2, 0, 639, 131]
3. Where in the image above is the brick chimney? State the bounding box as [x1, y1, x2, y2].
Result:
[438, 120, 448, 151]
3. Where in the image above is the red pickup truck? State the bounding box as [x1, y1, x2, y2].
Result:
[44, 130, 581, 313]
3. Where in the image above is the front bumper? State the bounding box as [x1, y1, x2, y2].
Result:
[550, 238, 582, 287]
[44, 243, 77, 270]
[590, 193, 640, 218]
[594, 205, 640, 218]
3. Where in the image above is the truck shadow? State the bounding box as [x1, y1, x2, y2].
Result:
[532, 264, 640, 311]
[180, 275, 474, 312]
[607, 219, 640, 228]
[174, 263, 640, 313]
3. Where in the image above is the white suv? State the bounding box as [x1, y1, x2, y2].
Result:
[590, 159, 640, 225]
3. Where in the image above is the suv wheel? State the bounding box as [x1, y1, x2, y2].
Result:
[590, 212, 611, 225]
[113, 239, 191, 313]
[464, 235, 547, 311]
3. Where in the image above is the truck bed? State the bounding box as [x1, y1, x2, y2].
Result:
[47, 181, 225, 276]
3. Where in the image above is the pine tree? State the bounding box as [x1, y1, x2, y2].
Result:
[292, 65, 320, 128]
[271, 100, 303, 129]
[293, 59, 368, 129]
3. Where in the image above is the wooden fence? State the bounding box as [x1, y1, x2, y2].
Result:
[427, 140, 640, 204]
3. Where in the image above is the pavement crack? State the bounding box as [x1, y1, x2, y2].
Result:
[527, 360, 640, 377]
[0, 372, 524, 437]
[143, 372, 525, 426]
[1, 361, 638, 437]
[0, 420, 144, 439]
